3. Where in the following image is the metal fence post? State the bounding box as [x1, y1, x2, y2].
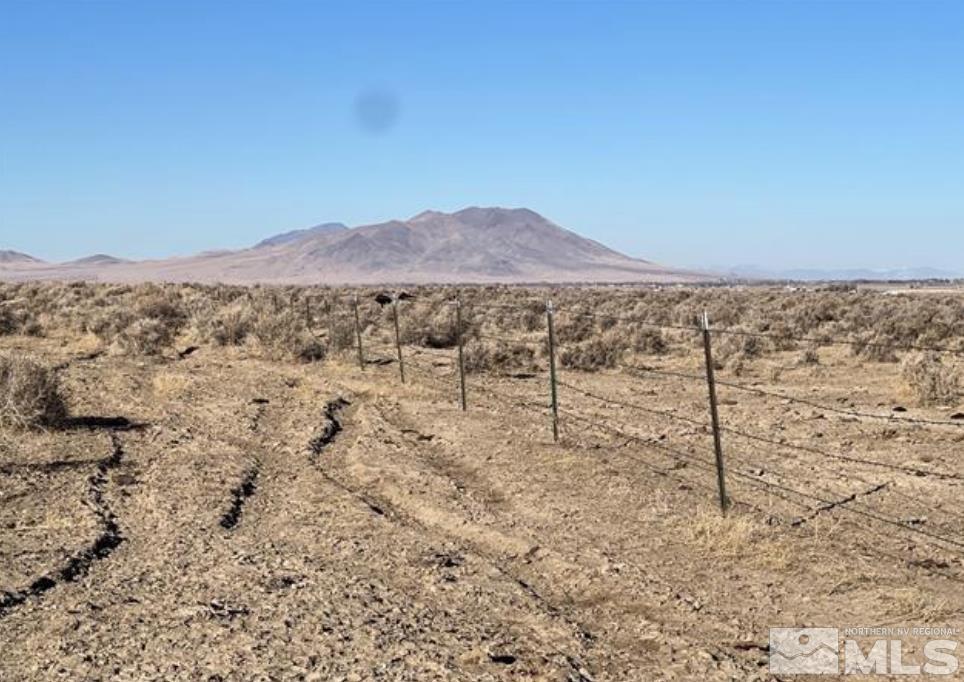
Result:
[701, 310, 729, 515]
[352, 295, 365, 371]
[392, 296, 405, 383]
[455, 296, 467, 410]
[546, 299, 560, 442]
[325, 296, 334, 344]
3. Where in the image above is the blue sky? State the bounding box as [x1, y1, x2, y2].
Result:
[1, 1, 962, 270]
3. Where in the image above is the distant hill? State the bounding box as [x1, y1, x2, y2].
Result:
[0, 250, 42, 264]
[68, 254, 129, 265]
[0, 207, 707, 284]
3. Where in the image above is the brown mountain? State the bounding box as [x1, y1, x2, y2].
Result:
[0, 207, 708, 284]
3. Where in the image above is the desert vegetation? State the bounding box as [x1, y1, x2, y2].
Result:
[901, 351, 962, 406]
[3, 280, 961, 385]
[0, 354, 67, 430]
[2, 280, 962, 680]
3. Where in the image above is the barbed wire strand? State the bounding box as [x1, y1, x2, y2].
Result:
[624, 364, 964, 429]
[718, 421, 964, 482]
[467, 301, 546, 315]
[560, 372, 964, 525]
[557, 379, 709, 429]
[710, 326, 964, 359]
[556, 308, 700, 333]
[472, 333, 547, 347]
[567, 390, 964, 528]
[558, 408, 803, 521]
[470, 382, 551, 417]
[547, 407, 964, 583]
[712, 376, 964, 429]
[557, 408, 964, 555]
[561, 375, 964, 482]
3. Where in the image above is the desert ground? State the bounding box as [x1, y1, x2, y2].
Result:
[1, 282, 963, 680]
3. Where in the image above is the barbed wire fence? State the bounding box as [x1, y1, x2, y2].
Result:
[303, 292, 964, 578]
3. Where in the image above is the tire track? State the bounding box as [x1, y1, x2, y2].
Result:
[0, 433, 125, 618]
[306, 395, 596, 681]
[219, 466, 260, 530]
[308, 397, 351, 461]
[367, 399, 778, 680]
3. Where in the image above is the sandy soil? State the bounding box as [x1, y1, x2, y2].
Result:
[1, 334, 962, 680]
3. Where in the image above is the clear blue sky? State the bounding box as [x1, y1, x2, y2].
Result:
[1, 1, 962, 270]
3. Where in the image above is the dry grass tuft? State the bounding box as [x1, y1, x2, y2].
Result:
[559, 338, 621, 372]
[901, 352, 960, 406]
[0, 354, 68, 430]
[117, 318, 177, 356]
[682, 509, 792, 570]
[684, 509, 757, 557]
[152, 372, 193, 399]
[852, 333, 899, 363]
[207, 306, 252, 346]
[462, 339, 537, 374]
[250, 310, 326, 362]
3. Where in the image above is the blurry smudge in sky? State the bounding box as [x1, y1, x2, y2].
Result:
[354, 88, 400, 134]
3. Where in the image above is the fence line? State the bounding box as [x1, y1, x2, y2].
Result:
[565, 382, 964, 526]
[560, 405, 964, 557]
[561, 376, 963, 481]
[470, 299, 964, 357]
[553, 406, 890, 529]
[314, 293, 964, 572]
[310, 291, 964, 360]
[565, 373, 935, 488]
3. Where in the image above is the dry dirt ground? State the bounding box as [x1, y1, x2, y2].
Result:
[1, 333, 963, 681]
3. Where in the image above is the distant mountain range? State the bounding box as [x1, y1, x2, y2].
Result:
[7, 213, 955, 285]
[0, 207, 703, 284]
[718, 265, 962, 282]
